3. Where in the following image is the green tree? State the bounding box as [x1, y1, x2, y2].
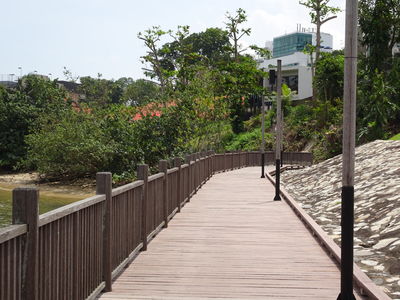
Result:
[225, 8, 251, 61]
[299, 0, 341, 64]
[0, 75, 67, 169]
[123, 79, 160, 106]
[359, 0, 400, 72]
[358, 70, 399, 141]
[220, 55, 265, 134]
[314, 51, 344, 102]
[25, 110, 114, 179]
[79, 75, 124, 107]
[138, 26, 173, 92]
[186, 28, 231, 65]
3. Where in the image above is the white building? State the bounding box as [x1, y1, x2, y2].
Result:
[259, 25, 333, 100]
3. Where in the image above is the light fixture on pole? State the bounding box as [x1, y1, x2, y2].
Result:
[337, 0, 357, 299]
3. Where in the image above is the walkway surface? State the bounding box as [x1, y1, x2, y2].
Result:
[99, 167, 346, 299]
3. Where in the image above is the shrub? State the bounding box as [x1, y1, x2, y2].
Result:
[25, 110, 114, 179]
[0, 76, 67, 170]
[225, 128, 273, 151]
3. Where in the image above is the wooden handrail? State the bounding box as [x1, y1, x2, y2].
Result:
[0, 151, 313, 300]
[0, 224, 27, 243]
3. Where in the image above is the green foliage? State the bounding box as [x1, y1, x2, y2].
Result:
[220, 56, 266, 134]
[97, 106, 142, 176]
[185, 28, 232, 67]
[79, 75, 124, 107]
[249, 45, 271, 59]
[225, 8, 251, 61]
[357, 70, 399, 141]
[134, 105, 190, 167]
[359, 0, 400, 72]
[138, 10, 267, 137]
[138, 26, 174, 91]
[314, 51, 344, 102]
[123, 79, 160, 106]
[25, 110, 114, 179]
[299, 0, 341, 25]
[226, 128, 273, 151]
[0, 76, 67, 169]
[390, 133, 400, 140]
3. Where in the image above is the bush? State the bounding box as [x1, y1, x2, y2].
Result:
[225, 128, 273, 151]
[25, 110, 114, 179]
[0, 76, 67, 169]
[98, 106, 142, 176]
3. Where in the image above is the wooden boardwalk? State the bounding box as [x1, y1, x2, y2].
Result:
[98, 167, 350, 300]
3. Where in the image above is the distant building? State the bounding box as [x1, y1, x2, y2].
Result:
[0, 81, 18, 88]
[0, 74, 19, 88]
[258, 25, 333, 100]
[56, 80, 86, 102]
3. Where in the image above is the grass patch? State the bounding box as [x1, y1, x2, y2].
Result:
[390, 133, 400, 140]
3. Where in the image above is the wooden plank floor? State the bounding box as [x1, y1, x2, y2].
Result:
[99, 167, 350, 299]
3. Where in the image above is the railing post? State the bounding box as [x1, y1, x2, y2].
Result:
[96, 172, 113, 292]
[185, 155, 191, 202]
[174, 157, 182, 212]
[196, 153, 200, 190]
[190, 154, 195, 193]
[159, 160, 169, 228]
[208, 151, 212, 179]
[12, 188, 39, 300]
[211, 151, 215, 175]
[137, 165, 149, 251]
[206, 151, 209, 178]
[223, 152, 227, 172]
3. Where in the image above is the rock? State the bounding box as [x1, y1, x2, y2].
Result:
[355, 249, 374, 256]
[374, 265, 385, 271]
[280, 140, 400, 298]
[372, 277, 385, 285]
[373, 238, 398, 250]
[361, 260, 378, 266]
[388, 260, 400, 275]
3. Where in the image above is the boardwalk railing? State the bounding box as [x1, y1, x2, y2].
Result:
[0, 150, 312, 300]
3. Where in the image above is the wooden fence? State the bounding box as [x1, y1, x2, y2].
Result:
[0, 151, 312, 300]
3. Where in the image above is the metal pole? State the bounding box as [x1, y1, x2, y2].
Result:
[261, 78, 266, 178]
[274, 60, 282, 201]
[337, 0, 357, 299]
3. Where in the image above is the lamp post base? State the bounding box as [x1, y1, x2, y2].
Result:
[337, 293, 356, 300]
[274, 159, 281, 201]
[337, 186, 355, 300]
[261, 152, 265, 178]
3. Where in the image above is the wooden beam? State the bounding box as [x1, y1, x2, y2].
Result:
[12, 188, 39, 300]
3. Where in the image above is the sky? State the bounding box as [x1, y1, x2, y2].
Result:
[0, 0, 346, 81]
